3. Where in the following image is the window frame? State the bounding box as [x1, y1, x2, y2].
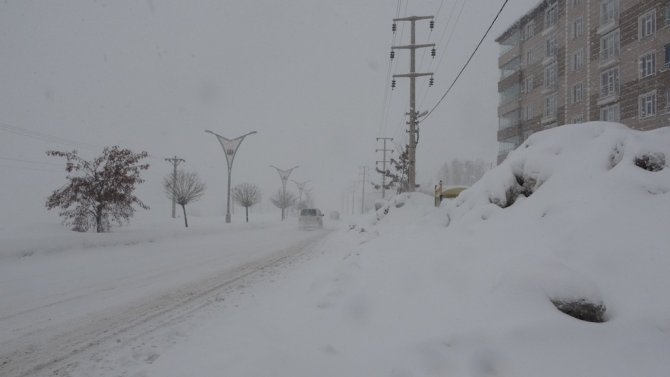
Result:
[544, 62, 558, 89]
[600, 0, 619, 27]
[572, 83, 584, 104]
[639, 90, 657, 119]
[600, 29, 620, 62]
[545, 1, 558, 29]
[640, 51, 656, 78]
[600, 103, 620, 121]
[600, 66, 619, 98]
[639, 9, 656, 39]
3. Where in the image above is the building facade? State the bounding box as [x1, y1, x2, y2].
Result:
[496, 0, 670, 163]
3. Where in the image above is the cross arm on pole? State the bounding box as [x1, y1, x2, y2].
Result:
[391, 43, 435, 50]
[393, 15, 434, 22]
[393, 73, 433, 78]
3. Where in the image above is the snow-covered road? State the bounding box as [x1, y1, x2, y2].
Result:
[0, 221, 330, 377]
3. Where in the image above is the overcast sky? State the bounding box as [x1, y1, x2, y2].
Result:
[0, 0, 539, 225]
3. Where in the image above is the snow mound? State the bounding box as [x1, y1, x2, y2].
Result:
[446, 122, 670, 224]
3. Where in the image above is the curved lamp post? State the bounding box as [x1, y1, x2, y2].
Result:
[269, 165, 299, 220]
[206, 130, 257, 223]
[292, 180, 310, 203]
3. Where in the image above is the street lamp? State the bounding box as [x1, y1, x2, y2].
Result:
[292, 180, 310, 204]
[270, 165, 299, 220]
[206, 130, 257, 223]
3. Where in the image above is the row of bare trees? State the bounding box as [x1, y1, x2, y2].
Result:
[45, 146, 271, 232]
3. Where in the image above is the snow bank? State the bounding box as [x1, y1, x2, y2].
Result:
[165, 121, 667, 377]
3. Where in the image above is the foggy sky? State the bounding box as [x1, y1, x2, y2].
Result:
[0, 0, 539, 225]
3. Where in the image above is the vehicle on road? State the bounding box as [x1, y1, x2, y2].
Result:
[299, 208, 324, 229]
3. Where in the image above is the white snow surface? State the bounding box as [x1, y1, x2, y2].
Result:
[2, 122, 670, 376]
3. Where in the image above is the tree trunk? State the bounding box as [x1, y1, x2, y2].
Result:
[181, 204, 188, 227]
[96, 206, 103, 233]
[245, 206, 249, 223]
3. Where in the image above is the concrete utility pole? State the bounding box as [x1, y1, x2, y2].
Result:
[351, 181, 357, 216]
[375, 137, 394, 199]
[392, 15, 434, 192]
[164, 156, 185, 218]
[359, 166, 369, 214]
[270, 165, 298, 220]
[205, 130, 257, 223]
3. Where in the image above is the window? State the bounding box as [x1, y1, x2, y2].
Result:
[665, 44, 670, 68]
[639, 91, 657, 118]
[572, 83, 584, 103]
[639, 10, 656, 39]
[527, 49, 535, 65]
[525, 21, 535, 39]
[572, 17, 583, 39]
[499, 137, 520, 156]
[600, 0, 619, 27]
[666, 3, 670, 26]
[600, 103, 620, 121]
[571, 0, 582, 7]
[500, 56, 521, 79]
[545, 1, 558, 29]
[544, 62, 557, 89]
[544, 94, 557, 119]
[600, 30, 620, 62]
[600, 67, 619, 98]
[572, 49, 584, 71]
[665, 88, 670, 110]
[640, 52, 656, 78]
[546, 36, 557, 58]
[573, 115, 584, 123]
[525, 76, 534, 93]
[500, 83, 521, 105]
[499, 109, 521, 130]
[524, 104, 534, 120]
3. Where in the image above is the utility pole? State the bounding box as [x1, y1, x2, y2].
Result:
[359, 166, 369, 214]
[375, 137, 394, 199]
[391, 15, 434, 192]
[164, 156, 185, 218]
[351, 181, 357, 216]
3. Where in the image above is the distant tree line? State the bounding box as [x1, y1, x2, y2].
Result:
[436, 159, 490, 187]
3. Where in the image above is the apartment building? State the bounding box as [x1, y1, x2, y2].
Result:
[496, 0, 670, 163]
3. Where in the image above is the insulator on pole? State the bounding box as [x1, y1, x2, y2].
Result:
[431, 48, 436, 58]
[392, 23, 397, 33]
[391, 79, 396, 89]
[390, 50, 395, 60]
[429, 76, 434, 87]
[430, 20, 435, 30]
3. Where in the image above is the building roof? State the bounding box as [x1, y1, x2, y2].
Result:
[495, 0, 550, 43]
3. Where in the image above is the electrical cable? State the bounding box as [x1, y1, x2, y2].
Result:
[422, 0, 510, 122]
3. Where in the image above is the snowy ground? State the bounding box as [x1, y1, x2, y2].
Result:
[0, 216, 331, 377]
[2, 122, 670, 377]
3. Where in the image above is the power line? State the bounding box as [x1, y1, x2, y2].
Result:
[0, 121, 101, 151]
[418, 0, 467, 108]
[423, 0, 510, 122]
[0, 163, 61, 173]
[0, 156, 62, 166]
[0, 120, 165, 161]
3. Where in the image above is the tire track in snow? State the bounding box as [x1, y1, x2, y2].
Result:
[0, 230, 330, 377]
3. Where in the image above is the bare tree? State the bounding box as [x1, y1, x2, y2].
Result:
[270, 189, 297, 221]
[232, 183, 262, 222]
[46, 146, 149, 233]
[163, 170, 206, 228]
